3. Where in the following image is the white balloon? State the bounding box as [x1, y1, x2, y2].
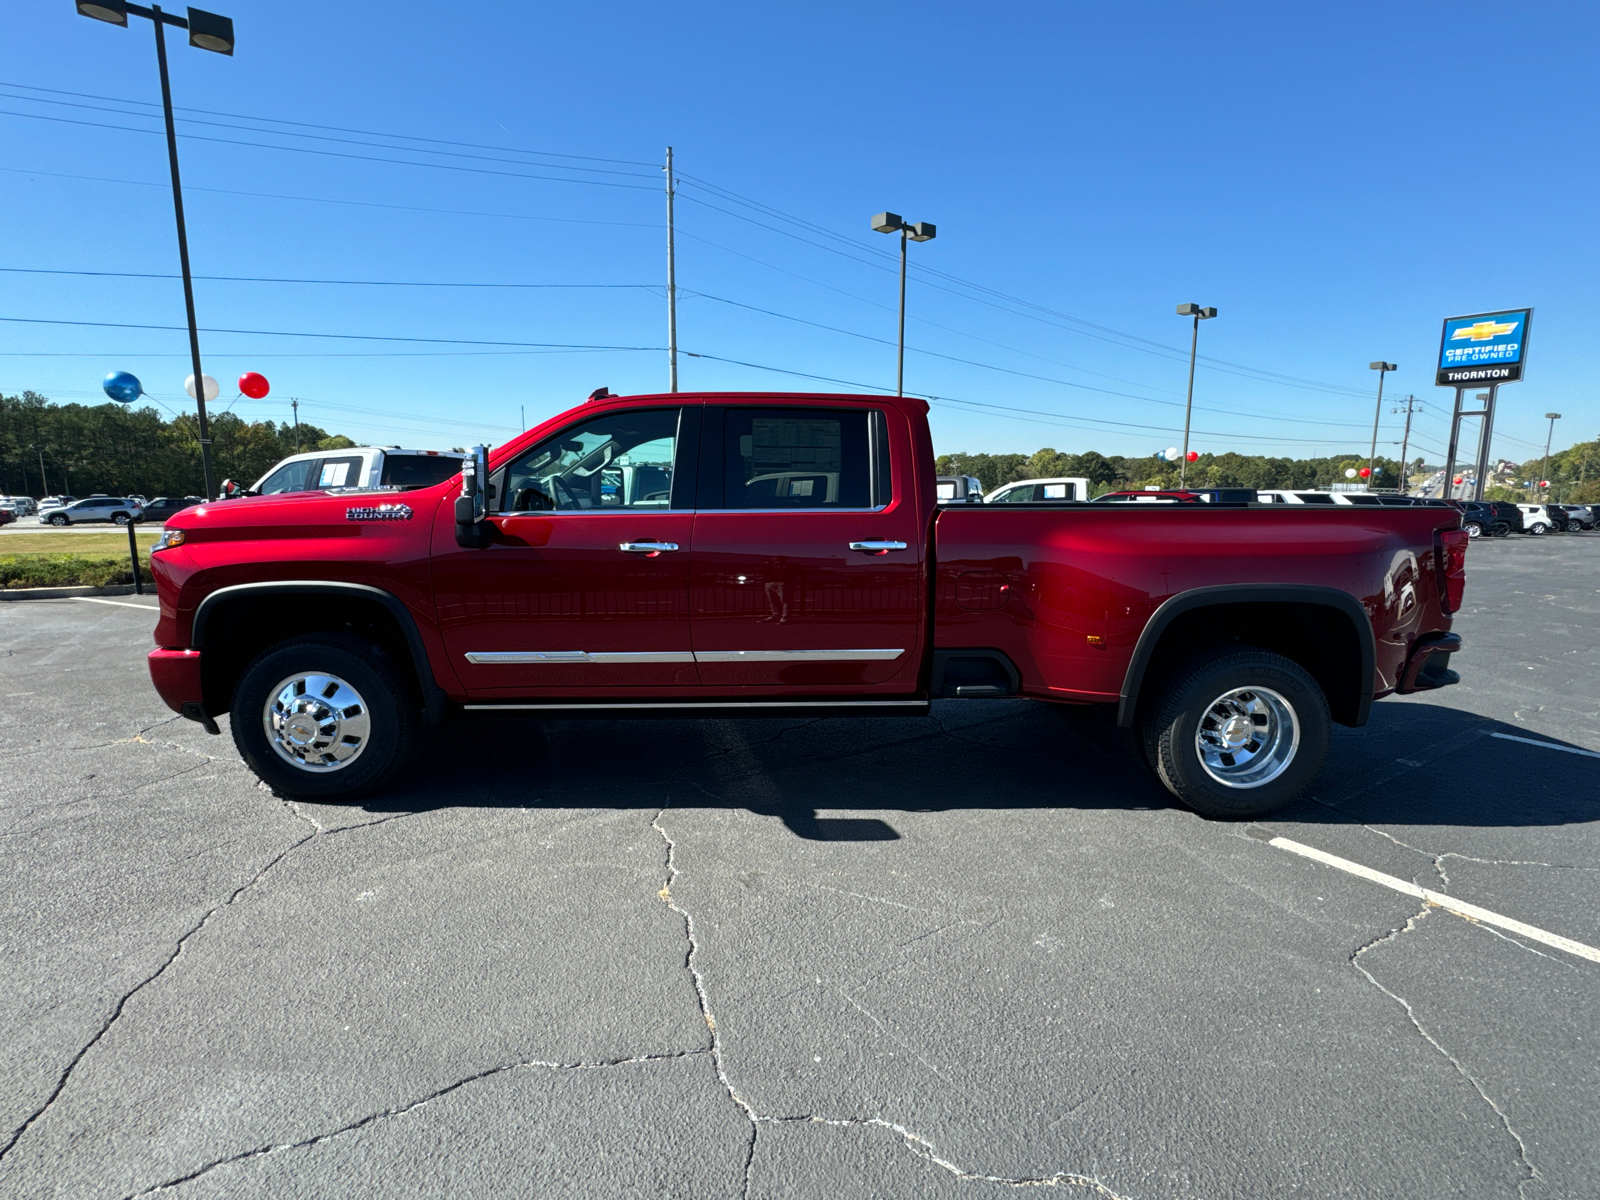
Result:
[184, 373, 220, 401]
[1344, 468, 1358, 478]
[1164, 447, 1180, 462]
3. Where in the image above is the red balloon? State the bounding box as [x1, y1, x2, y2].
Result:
[238, 371, 270, 399]
[1186, 450, 1199, 462]
[1359, 467, 1371, 478]
[1453, 477, 1463, 485]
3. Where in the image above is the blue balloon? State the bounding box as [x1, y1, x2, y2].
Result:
[103, 370, 143, 405]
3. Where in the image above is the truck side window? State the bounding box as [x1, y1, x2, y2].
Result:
[714, 407, 883, 510]
[257, 459, 315, 495]
[501, 408, 679, 512]
[317, 457, 363, 488]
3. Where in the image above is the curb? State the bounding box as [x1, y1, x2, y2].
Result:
[0, 584, 147, 602]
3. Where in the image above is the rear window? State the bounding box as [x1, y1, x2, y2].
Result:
[381, 454, 462, 489]
[1292, 493, 1336, 504]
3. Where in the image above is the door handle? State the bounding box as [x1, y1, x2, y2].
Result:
[620, 540, 680, 555]
[849, 540, 908, 554]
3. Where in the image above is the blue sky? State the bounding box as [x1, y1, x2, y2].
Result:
[3, 1, 1595, 466]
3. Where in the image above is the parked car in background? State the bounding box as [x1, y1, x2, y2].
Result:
[0, 507, 14, 528]
[985, 476, 1091, 504]
[37, 495, 77, 517]
[1517, 504, 1559, 534]
[1559, 504, 1595, 531]
[0, 496, 37, 517]
[247, 445, 461, 497]
[1451, 500, 1507, 538]
[935, 475, 984, 504]
[137, 496, 206, 524]
[40, 495, 143, 526]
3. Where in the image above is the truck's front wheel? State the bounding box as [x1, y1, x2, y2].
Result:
[231, 634, 418, 801]
[1142, 648, 1329, 819]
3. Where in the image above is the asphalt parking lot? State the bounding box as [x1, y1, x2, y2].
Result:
[2, 533, 1596, 1200]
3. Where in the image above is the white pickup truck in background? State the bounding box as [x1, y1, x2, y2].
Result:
[243, 446, 463, 496]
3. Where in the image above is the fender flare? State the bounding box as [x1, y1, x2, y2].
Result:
[192, 581, 448, 723]
[1116, 583, 1375, 728]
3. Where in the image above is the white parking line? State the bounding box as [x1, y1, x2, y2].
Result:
[1490, 732, 1600, 760]
[1268, 836, 1600, 964]
[69, 596, 157, 611]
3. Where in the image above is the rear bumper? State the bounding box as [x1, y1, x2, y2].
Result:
[1396, 631, 1462, 693]
[148, 648, 203, 713]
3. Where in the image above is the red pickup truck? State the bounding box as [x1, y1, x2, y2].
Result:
[146, 391, 1467, 819]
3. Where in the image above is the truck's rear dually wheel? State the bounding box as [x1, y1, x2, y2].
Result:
[231, 633, 418, 801]
[1141, 648, 1330, 819]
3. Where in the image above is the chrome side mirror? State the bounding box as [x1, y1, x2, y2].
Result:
[454, 445, 493, 547]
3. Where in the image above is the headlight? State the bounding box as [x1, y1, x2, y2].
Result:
[152, 527, 187, 552]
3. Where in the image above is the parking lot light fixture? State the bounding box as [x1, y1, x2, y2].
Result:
[1174, 304, 1218, 486]
[873, 211, 937, 396]
[1367, 362, 1397, 486]
[73, 0, 235, 500]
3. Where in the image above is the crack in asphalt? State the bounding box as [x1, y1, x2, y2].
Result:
[0, 831, 316, 1165]
[1350, 905, 1541, 1199]
[123, 1049, 714, 1198]
[649, 805, 1130, 1200]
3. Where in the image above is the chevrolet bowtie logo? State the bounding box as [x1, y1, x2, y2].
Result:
[1451, 319, 1517, 342]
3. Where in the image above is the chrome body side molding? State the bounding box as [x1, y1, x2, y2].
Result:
[465, 649, 905, 665]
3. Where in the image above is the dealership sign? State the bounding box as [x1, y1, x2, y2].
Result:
[1436, 308, 1532, 386]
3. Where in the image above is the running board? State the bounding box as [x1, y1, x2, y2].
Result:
[463, 699, 931, 719]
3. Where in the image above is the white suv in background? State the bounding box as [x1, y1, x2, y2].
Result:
[40, 495, 143, 526]
[1518, 504, 1559, 534]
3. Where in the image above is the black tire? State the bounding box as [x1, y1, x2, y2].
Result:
[1528, 522, 1548, 535]
[49, 513, 68, 526]
[1140, 647, 1330, 819]
[1491, 523, 1510, 537]
[1464, 521, 1484, 538]
[231, 633, 419, 802]
[112, 512, 130, 526]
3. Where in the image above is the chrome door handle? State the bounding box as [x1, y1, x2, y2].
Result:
[619, 541, 680, 554]
[849, 540, 908, 554]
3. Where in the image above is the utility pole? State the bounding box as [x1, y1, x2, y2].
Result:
[1539, 412, 1561, 500]
[291, 398, 301, 454]
[1395, 395, 1416, 491]
[665, 146, 678, 393]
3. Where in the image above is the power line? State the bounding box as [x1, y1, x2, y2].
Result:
[684, 349, 1376, 446]
[0, 80, 660, 168]
[675, 174, 1379, 400]
[0, 266, 655, 290]
[683, 290, 1380, 432]
[0, 314, 664, 352]
[0, 165, 659, 229]
[0, 108, 661, 192]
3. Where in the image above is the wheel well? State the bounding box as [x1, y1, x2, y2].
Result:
[1133, 601, 1366, 728]
[198, 593, 421, 718]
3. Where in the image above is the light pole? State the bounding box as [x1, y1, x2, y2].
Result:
[75, 1, 235, 501]
[1367, 362, 1396, 487]
[871, 212, 937, 396]
[1539, 412, 1561, 499]
[1174, 303, 1217, 486]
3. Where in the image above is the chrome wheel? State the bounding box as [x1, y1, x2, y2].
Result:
[1194, 686, 1299, 789]
[1465, 522, 1482, 538]
[263, 671, 372, 772]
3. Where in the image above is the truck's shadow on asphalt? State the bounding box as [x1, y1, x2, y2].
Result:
[345, 699, 1597, 840]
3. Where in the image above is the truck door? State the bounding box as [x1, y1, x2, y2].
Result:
[689, 404, 925, 693]
[433, 406, 697, 696]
